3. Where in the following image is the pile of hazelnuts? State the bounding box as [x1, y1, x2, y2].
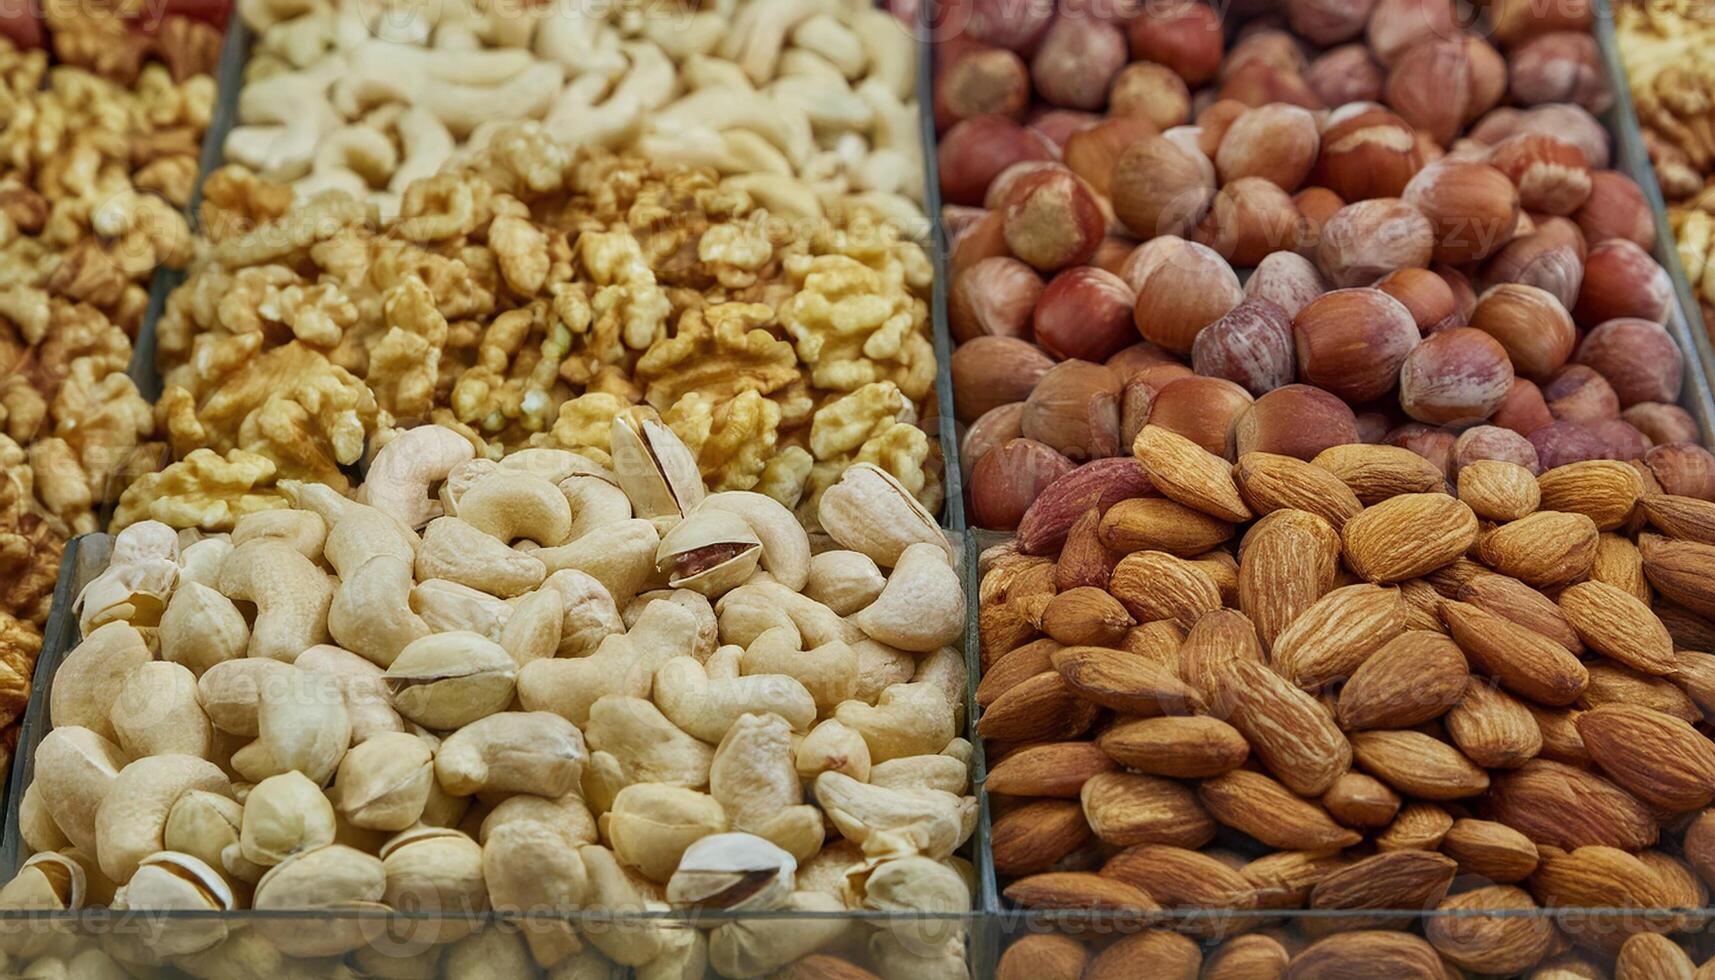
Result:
[937, 0, 1715, 530]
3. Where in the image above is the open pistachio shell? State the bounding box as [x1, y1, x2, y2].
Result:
[655, 509, 762, 598]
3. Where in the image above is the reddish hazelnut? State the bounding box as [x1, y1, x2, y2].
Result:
[1110, 63, 1193, 130]
[985, 161, 1071, 210]
[1136, 361, 1197, 392]
[1316, 197, 1436, 288]
[1106, 342, 1182, 381]
[1237, 384, 1361, 459]
[1022, 360, 1125, 459]
[1002, 170, 1106, 272]
[1481, 216, 1586, 309]
[1218, 61, 1324, 110]
[1127, 2, 1225, 86]
[1306, 44, 1385, 106]
[1574, 317, 1684, 407]
[949, 210, 1009, 278]
[1286, 0, 1378, 46]
[1031, 16, 1129, 111]
[1124, 236, 1245, 354]
[1573, 240, 1672, 328]
[1385, 37, 1507, 146]
[1543, 364, 1621, 423]
[1367, 0, 1458, 65]
[1645, 443, 1715, 500]
[970, 439, 1077, 530]
[962, 402, 1026, 479]
[1575, 171, 1656, 248]
[1034, 267, 1138, 362]
[1193, 178, 1309, 266]
[1486, 134, 1593, 216]
[1027, 109, 1102, 149]
[1195, 99, 1250, 158]
[935, 48, 1030, 130]
[1591, 419, 1653, 461]
[1215, 103, 1321, 191]
[961, 0, 1055, 51]
[1312, 108, 1424, 204]
[951, 257, 1044, 343]
[1192, 297, 1296, 396]
[1147, 376, 1256, 458]
[1529, 420, 1608, 468]
[1435, 264, 1480, 324]
[938, 116, 1055, 207]
[1508, 32, 1611, 113]
[1091, 236, 1140, 277]
[943, 205, 990, 245]
[1110, 135, 1216, 240]
[1468, 283, 1577, 380]
[1624, 403, 1699, 447]
[1292, 186, 1345, 255]
[1384, 422, 1457, 477]
[1508, 104, 1612, 169]
[1224, 29, 1309, 77]
[1491, 377, 1555, 436]
[1355, 411, 1394, 443]
[1402, 161, 1522, 264]
[1488, 0, 1593, 45]
[952, 336, 1056, 421]
[1377, 267, 1460, 334]
[1398, 327, 1515, 425]
[1247, 251, 1331, 319]
[1293, 287, 1421, 402]
[1064, 118, 1159, 198]
[1452, 425, 1540, 476]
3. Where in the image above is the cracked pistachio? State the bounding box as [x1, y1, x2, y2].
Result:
[252, 844, 387, 958]
[655, 509, 762, 597]
[164, 790, 263, 885]
[332, 731, 435, 831]
[238, 771, 336, 867]
[380, 826, 488, 930]
[112, 852, 234, 956]
[817, 463, 951, 568]
[612, 409, 704, 520]
[665, 832, 795, 911]
[384, 631, 517, 730]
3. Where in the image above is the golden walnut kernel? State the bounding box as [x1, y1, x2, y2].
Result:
[667, 390, 783, 493]
[114, 448, 288, 531]
[634, 303, 800, 413]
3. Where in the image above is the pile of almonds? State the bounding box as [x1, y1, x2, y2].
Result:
[980, 423, 1715, 977]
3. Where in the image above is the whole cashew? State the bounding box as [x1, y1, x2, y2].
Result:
[530, 518, 659, 605]
[360, 425, 477, 529]
[33, 726, 128, 855]
[411, 579, 513, 639]
[159, 582, 250, 676]
[835, 682, 958, 764]
[435, 711, 586, 797]
[813, 772, 974, 861]
[219, 539, 334, 661]
[517, 600, 697, 725]
[49, 622, 152, 743]
[795, 718, 872, 782]
[699, 491, 812, 590]
[740, 628, 857, 714]
[709, 712, 823, 862]
[296, 644, 406, 742]
[329, 555, 432, 667]
[852, 542, 964, 653]
[95, 754, 232, 883]
[109, 661, 213, 761]
[653, 656, 816, 743]
[417, 517, 547, 597]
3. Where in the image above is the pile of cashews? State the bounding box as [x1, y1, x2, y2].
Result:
[1, 409, 975, 979]
[230, 0, 925, 229]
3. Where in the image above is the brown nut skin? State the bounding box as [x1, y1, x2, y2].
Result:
[961, 403, 1025, 480]
[1030, 15, 1128, 112]
[1528, 420, 1610, 469]
[1246, 251, 1330, 320]
[1195, 99, 1249, 159]
[1489, 0, 1593, 44]
[1306, 44, 1385, 105]
[1368, 0, 1459, 65]
[1482, 216, 1586, 310]
[1293, 288, 1421, 403]
[1377, 267, 1460, 334]
[962, 0, 1055, 51]
[1064, 117, 1159, 198]
[1385, 37, 1507, 145]
[1235, 384, 1360, 460]
[934, 47, 1030, 130]
[1003, 170, 1106, 272]
[1123, 236, 1244, 354]
[970, 439, 1077, 530]
[1574, 318, 1684, 407]
[1543, 364, 1620, 424]
[1402, 161, 1521, 264]
[1468, 283, 1577, 382]
[1292, 186, 1345, 257]
[1110, 135, 1216, 241]
[1491, 378, 1555, 437]
[1508, 32, 1611, 112]
[1435, 263, 1480, 324]
[1287, 0, 1378, 45]
[1575, 170, 1655, 248]
[1624, 403, 1699, 447]
[949, 210, 1009, 280]
[1572, 240, 1672, 329]
[939, 115, 1056, 207]
[1193, 178, 1309, 266]
[1105, 341, 1182, 381]
[1109, 62, 1192, 130]
[1383, 422, 1457, 477]
[1590, 418, 1651, 461]
[1312, 108, 1425, 202]
[951, 257, 1043, 343]
[1034, 267, 1137, 363]
[1127, 3, 1224, 86]
[1193, 297, 1297, 397]
[1399, 327, 1516, 425]
[1645, 443, 1715, 500]
[1452, 425, 1541, 476]
[1021, 360, 1125, 460]
[1215, 104, 1320, 191]
[1487, 133, 1592, 216]
[1316, 198, 1435, 288]
[1027, 108, 1102, 149]
[1145, 376, 1255, 460]
[952, 336, 1056, 422]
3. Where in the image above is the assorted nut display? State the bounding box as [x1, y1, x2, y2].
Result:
[3, 417, 975, 976]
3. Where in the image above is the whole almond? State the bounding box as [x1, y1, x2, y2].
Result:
[1526, 703, 1591, 766]
[1641, 535, 1715, 618]
[1243, 851, 1354, 910]
[1457, 573, 1584, 655]
[1336, 631, 1469, 730]
[1197, 769, 1363, 851]
[1558, 580, 1675, 675]
[1098, 716, 1250, 778]
[1189, 549, 1241, 606]
[1440, 818, 1540, 883]
[1177, 608, 1266, 704]
[1133, 425, 1253, 522]
[1239, 509, 1340, 648]
[1017, 457, 1155, 554]
[1320, 772, 1402, 829]
[1002, 871, 1159, 913]
[1424, 557, 1490, 597]
[1101, 844, 1257, 921]
[1527, 846, 1676, 946]
[1581, 662, 1702, 722]
[1638, 851, 1704, 928]
[1350, 730, 1491, 800]
[1398, 579, 1448, 632]
[1232, 451, 1363, 529]
[985, 742, 1116, 798]
[1055, 506, 1115, 591]
[1575, 703, 1715, 812]
[992, 799, 1092, 875]
[1671, 650, 1715, 716]
[980, 599, 1039, 669]
[1440, 600, 1589, 706]
[978, 671, 1102, 742]
[1201, 935, 1290, 980]
[1458, 459, 1541, 521]
[1051, 646, 1203, 716]
[995, 935, 1089, 980]
[1374, 802, 1455, 852]
[977, 638, 1062, 707]
[1341, 494, 1478, 583]
[1476, 510, 1600, 588]
[1312, 444, 1447, 504]
[1615, 933, 1697, 980]
[1086, 932, 1202, 980]
[1107, 551, 1222, 629]
[1307, 850, 1457, 935]
[1641, 492, 1715, 545]
[1039, 587, 1134, 647]
[1484, 760, 1659, 851]
[1591, 532, 1651, 603]
[1445, 679, 1544, 769]
[1099, 497, 1236, 557]
[1080, 771, 1216, 848]
[1426, 885, 1555, 975]
[1661, 602, 1715, 651]
[1285, 931, 1444, 980]
[1119, 620, 1184, 668]
[1687, 811, 1715, 895]
[1209, 657, 1352, 797]
[1270, 583, 1406, 689]
[1538, 459, 1645, 531]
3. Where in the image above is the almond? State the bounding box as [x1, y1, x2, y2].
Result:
[1099, 497, 1235, 557]
[1581, 662, 1702, 722]
[1320, 772, 1401, 829]
[1232, 451, 1363, 529]
[1374, 802, 1455, 852]
[1591, 532, 1651, 603]
[980, 599, 1039, 669]
[1080, 771, 1216, 848]
[1686, 811, 1715, 893]
[1101, 844, 1257, 925]
[1311, 443, 1447, 504]
[1341, 493, 1478, 583]
[1526, 703, 1591, 766]
[1039, 586, 1134, 647]
[1350, 730, 1491, 800]
[1306, 850, 1457, 934]
[1671, 650, 1715, 716]
[1484, 760, 1659, 851]
[995, 935, 1088, 980]
[1445, 678, 1543, 769]
[1177, 608, 1266, 703]
[1209, 657, 1352, 797]
[1440, 818, 1540, 883]
[1107, 551, 1222, 629]
[1663, 602, 1715, 652]
[1239, 509, 1340, 648]
[1615, 934, 1697, 980]
[1337, 630, 1469, 730]
[1189, 549, 1240, 606]
[1133, 425, 1253, 522]
[1197, 769, 1362, 851]
[985, 742, 1116, 798]
[1426, 885, 1555, 975]
[1086, 932, 1202, 980]
[1575, 703, 1715, 812]
[1398, 579, 1448, 632]
[778, 955, 882, 980]
[1476, 510, 1600, 588]
[1641, 535, 1715, 618]
[1242, 850, 1353, 910]
[1017, 456, 1156, 554]
[1424, 557, 1490, 597]
[1285, 931, 1444, 980]
[1055, 506, 1115, 592]
[1527, 846, 1676, 953]
[1270, 583, 1406, 689]
[992, 799, 1094, 875]
[978, 670, 1102, 742]
[1201, 935, 1289, 980]
[1440, 600, 1589, 706]
[1118, 620, 1184, 668]
[1641, 492, 1715, 545]
[1458, 459, 1541, 521]
[1097, 716, 1249, 778]
[977, 638, 1061, 707]
[1457, 573, 1584, 655]
[1051, 646, 1203, 716]
[1558, 580, 1676, 675]
[1538, 459, 1645, 530]
[1638, 851, 1704, 928]
[1002, 871, 1159, 913]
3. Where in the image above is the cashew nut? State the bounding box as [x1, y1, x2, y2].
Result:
[653, 656, 816, 743]
[851, 542, 964, 653]
[709, 712, 824, 862]
[417, 516, 547, 597]
[360, 425, 477, 529]
[231, 509, 328, 562]
[219, 539, 334, 661]
[435, 711, 586, 797]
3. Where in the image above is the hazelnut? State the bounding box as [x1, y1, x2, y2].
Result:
[1127, 2, 1225, 86]
[1034, 267, 1138, 363]
[1645, 443, 1715, 500]
[1528, 420, 1608, 469]
[1110, 63, 1192, 131]
[1135, 361, 1197, 391]
[951, 257, 1044, 343]
[1306, 44, 1385, 106]
[1398, 327, 1516, 425]
[1064, 118, 1159, 198]
[1195, 99, 1250, 158]
[1293, 287, 1421, 402]
[1246, 251, 1331, 319]
[1106, 342, 1182, 381]
[1468, 283, 1577, 380]
[1435, 264, 1480, 323]
[1091, 236, 1141, 277]
[1236, 384, 1361, 459]
[934, 47, 1030, 130]
[943, 205, 990, 245]
[1110, 135, 1216, 240]
[1376, 267, 1460, 334]
[938, 115, 1056, 207]
[1572, 240, 1672, 328]
[1384, 37, 1507, 146]
[1367, 0, 1458, 65]
[970, 439, 1078, 530]
[1027, 109, 1102, 149]
[1123, 236, 1244, 354]
[1503, 104, 1612, 169]
[1120, 376, 1156, 451]
[1355, 411, 1394, 444]
[1575, 171, 1656, 248]
[1192, 297, 1296, 396]
[1491, 377, 1555, 436]
[1452, 425, 1540, 476]
[1488, 0, 1593, 45]
[1316, 197, 1435, 288]
[1224, 29, 1309, 78]
[1031, 15, 1128, 111]
[949, 210, 1009, 279]
[1402, 161, 1521, 265]
[1286, 0, 1378, 46]
[1218, 61, 1324, 110]
[1215, 104, 1320, 191]
[1574, 318, 1684, 407]
[1312, 109, 1424, 205]
[961, 403, 1026, 479]
[1507, 32, 1611, 113]
[1624, 403, 1698, 447]
[1021, 360, 1125, 459]
[963, 0, 1055, 51]
[1543, 364, 1620, 423]
[1487, 134, 1593, 216]
[1193, 178, 1308, 266]
[1147, 376, 1256, 458]
[1384, 423, 1457, 477]
[1292, 186, 1345, 256]
[1590, 419, 1651, 461]
[951, 336, 1056, 421]
[1481, 216, 1586, 309]
[986, 161, 1072, 210]
[1002, 170, 1106, 272]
